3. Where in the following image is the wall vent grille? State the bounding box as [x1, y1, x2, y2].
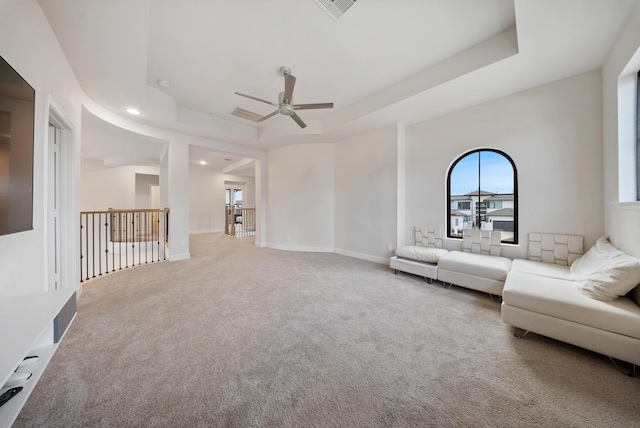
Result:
[313, 0, 357, 21]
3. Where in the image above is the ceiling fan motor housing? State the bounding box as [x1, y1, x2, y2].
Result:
[277, 91, 293, 115]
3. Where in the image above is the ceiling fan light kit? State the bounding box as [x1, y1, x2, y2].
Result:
[232, 66, 334, 129]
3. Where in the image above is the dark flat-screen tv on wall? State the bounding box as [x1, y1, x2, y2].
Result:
[0, 55, 35, 236]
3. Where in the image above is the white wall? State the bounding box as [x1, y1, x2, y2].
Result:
[334, 125, 399, 263]
[0, 0, 83, 297]
[245, 180, 255, 208]
[135, 173, 159, 208]
[267, 143, 334, 251]
[190, 168, 225, 234]
[602, 1, 640, 259]
[80, 162, 160, 211]
[406, 70, 604, 258]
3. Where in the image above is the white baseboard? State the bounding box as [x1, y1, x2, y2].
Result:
[334, 248, 389, 265]
[265, 244, 389, 265]
[169, 253, 190, 261]
[189, 229, 223, 235]
[267, 243, 334, 253]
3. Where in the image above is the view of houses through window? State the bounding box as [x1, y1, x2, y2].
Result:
[447, 149, 517, 244]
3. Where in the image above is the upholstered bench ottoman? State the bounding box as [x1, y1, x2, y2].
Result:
[438, 251, 512, 296]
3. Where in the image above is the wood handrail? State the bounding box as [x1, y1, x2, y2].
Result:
[80, 208, 170, 214]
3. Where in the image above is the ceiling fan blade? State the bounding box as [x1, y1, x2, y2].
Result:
[234, 91, 278, 106]
[293, 102, 334, 110]
[283, 73, 296, 104]
[258, 110, 279, 122]
[290, 111, 307, 129]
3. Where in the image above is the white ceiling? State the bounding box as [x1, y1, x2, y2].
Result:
[39, 0, 636, 169]
[82, 107, 255, 176]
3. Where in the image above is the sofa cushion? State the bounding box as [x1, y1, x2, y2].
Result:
[395, 246, 448, 264]
[504, 271, 640, 340]
[570, 237, 640, 301]
[510, 259, 571, 280]
[438, 251, 511, 282]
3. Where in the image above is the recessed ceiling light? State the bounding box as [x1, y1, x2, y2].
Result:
[199, 160, 207, 165]
[126, 108, 141, 115]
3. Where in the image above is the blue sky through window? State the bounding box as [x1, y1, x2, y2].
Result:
[450, 151, 514, 195]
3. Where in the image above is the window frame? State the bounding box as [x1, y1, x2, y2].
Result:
[446, 148, 518, 244]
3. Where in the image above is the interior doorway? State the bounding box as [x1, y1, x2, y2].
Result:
[224, 182, 255, 237]
[225, 185, 243, 234]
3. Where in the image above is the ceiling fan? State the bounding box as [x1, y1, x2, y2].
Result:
[232, 66, 333, 129]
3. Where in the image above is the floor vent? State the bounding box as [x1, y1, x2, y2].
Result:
[313, 0, 357, 21]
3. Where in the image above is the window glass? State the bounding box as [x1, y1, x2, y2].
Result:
[447, 149, 517, 244]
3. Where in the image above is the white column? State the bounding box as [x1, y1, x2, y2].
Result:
[159, 147, 169, 209]
[254, 154, 267, 247]
[168, 140, 190, 261]
[397, 123, 406, 248]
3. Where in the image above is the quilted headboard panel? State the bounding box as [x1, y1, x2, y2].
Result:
[527, 233, 583, 265]
[414, 225, 444, 249]
[462, 229, 502, 256]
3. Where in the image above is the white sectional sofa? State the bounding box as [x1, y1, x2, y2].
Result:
[437, 229, 511, 297]
[392, 227, 512, 297]
[391, 228, 640, 371]
[502, 235, 640, 369]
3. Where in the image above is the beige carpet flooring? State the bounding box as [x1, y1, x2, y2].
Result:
[15, 233, 640, 427]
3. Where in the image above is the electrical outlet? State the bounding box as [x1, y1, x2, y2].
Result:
[386, 243, 393, 251]
[180, 240, 185, 246]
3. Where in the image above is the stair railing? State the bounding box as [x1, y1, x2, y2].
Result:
[80, 208, 169, 282]
[224, 206, 256, 237]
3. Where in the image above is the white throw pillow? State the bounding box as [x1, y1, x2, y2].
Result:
[571, 237, 640, 301]
[570, 237, 615, 279]
[395, 246, 448, 264]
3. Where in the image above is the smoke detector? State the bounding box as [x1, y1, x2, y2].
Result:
[312, 0, 357, 22]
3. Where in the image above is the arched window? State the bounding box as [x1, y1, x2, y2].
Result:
[447, 149, 518, 244]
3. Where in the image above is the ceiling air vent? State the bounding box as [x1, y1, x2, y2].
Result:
[231, 107, 263, 122]
[313, 0, 357, 21]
